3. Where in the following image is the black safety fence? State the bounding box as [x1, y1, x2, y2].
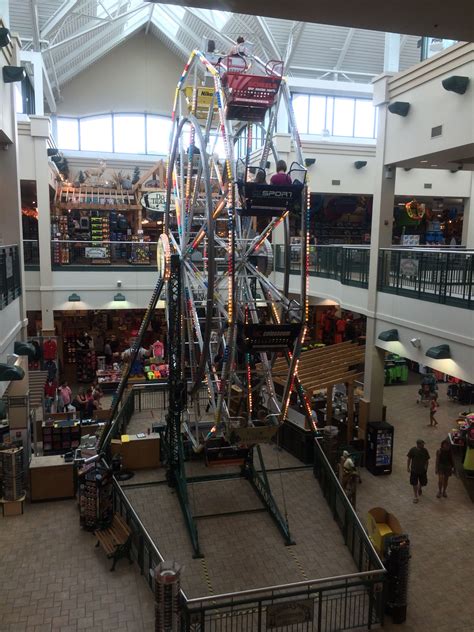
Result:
[107, 387, 386, 631]
[378, 248, 474, 309]
[275, 245, 370, 288]
[313, 439, 383, 575]
[0, 245, 22, 309]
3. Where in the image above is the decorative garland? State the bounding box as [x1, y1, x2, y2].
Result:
[405, 199, 425, 220]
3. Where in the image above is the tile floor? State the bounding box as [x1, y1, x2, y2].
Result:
[1, 379, 473, 631]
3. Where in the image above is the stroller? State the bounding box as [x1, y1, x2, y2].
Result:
[417, 373, 438, 407]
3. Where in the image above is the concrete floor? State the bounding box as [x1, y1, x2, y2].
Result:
[1, 379, 473, 631]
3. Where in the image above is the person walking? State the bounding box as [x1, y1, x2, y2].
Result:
[57, 381, 72, 412]
[429, 394, 439, 427]
[435, 439, 455, 498]
[407, 439, 430, 503]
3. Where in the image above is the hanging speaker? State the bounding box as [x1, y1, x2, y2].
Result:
[0, 27, 12, 48]
[441, 76, 469, 95]
[388, 101, 410, 117]
[2, 66, 26, 83]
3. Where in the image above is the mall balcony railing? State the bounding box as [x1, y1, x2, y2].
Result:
[49, 239, 159, 270]
[23, 239, 40, 268]
[0, 245, 22, 310]
[378, 248, 474, 310]
[274, 244, 370, 288]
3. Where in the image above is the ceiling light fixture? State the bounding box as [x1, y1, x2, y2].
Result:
[425, 344, 451, 360]
[114, 292, 126, 302]
[68, 293, 81, 302]
[378, 329, 399, 342]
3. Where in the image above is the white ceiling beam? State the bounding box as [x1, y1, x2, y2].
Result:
[256, 16, 280, 59]
[285, 22, 305, 68]
[46, 4, 147, 53]
[158, 6, 201, 47]
[151, 23, 193, 61]
[185, 7, 234, 47]
[41, 0, 82, 39]
[291, 65, 376, 78]
[334, 28, 355, 69]
[29, 0, 41, 51]
[98, 1, 113, 20]
[145, 5, 154, 35]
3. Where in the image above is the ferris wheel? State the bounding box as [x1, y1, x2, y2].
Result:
[160, 48, 313, 449]
[101, 44, 314, 556]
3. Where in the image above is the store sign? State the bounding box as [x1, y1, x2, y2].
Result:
[141, 190, 166, 213]
[400, 258, 419, 277]
[85, 247, 108, 259]
[266, 599, 313, 628]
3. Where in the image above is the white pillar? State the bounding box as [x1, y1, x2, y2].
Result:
[364, 74, 396, 421]
[461, 173, 474, 248]
[30, 116, 55, 332]
[384, 33, 400, 73]
[0, 1, 9, 27]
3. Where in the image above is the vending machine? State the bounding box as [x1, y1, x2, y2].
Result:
[366, 420, 394, 475]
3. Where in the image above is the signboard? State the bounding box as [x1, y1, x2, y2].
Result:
[141, 190, 166, 213]
[401, 234, 420, 246]
[400, 258, 419, 277]
[266, 599, 314, 628]
[85, 247, 108, 259]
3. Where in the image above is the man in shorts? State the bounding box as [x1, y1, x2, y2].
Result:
[407, 439, 430, 503]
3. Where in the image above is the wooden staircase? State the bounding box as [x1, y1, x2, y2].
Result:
[28, 370, 48, 410]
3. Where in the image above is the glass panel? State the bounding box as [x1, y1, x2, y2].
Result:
[333, 98, 355, 136]
[354, 100, 376, 138]
[146, 116, 172, 155]
[114, 114, 145, 154]
[80, 116, 112, 152]
[325, 97, 334, 135]
[308, 96, 327, 135]
[57, 117, 79, 150]
[292, 94, 309, 134]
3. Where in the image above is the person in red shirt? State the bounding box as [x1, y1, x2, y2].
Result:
[44, 379, 57, 414]
[335, 318, 347, 344]
[270, 160, 292, 186]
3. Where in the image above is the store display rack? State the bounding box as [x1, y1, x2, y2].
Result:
[56, 185, 140, 211]
[0, 447, 24, 501]
[42, 422, 81, 454]
[78, 461, 113, 530]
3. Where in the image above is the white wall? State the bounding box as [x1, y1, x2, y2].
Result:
[0, 298, 25, 399]
[55, 32, 183, 117]
[25, 269, 161, 312]
[384, 44, 474, 166]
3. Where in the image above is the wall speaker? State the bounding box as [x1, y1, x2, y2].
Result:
[305, 158, 316, 167]
[354, 161, 367, 169]
[47, 148, 60, 157]
[441, 76, 469, 95]
[388, 101, 410, 117]
[0, 27, 12, 48]
[2, 66, 26, 83]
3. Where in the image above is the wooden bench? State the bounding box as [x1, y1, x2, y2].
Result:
[95, 514, 133, 571]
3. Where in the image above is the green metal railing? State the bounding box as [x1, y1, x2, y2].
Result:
[0, 245, 22, 309]
[378, 248, 474, 309]
[274, 244, 370, 288]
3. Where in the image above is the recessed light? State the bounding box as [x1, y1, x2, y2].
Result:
[431, 164, 438, 167]
[420, 160, 428, 164]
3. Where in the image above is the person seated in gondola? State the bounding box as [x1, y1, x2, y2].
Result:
[229, 36, 247, 57]
[254, 170, 266, 184]
[270, 160, 292, 186]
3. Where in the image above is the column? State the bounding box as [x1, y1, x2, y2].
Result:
[364, 74, 395, 422]
[383, 33, 400, 73]
[30, 117, 55, 332]
[461, 173, 474, 248]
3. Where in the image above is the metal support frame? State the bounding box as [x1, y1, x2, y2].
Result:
[163, 254, 202, 558]
[245, 445, 294, 545]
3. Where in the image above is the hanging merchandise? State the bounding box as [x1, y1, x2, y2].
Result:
[405, 199, 425, 221]
[43, 338, 58, 360]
